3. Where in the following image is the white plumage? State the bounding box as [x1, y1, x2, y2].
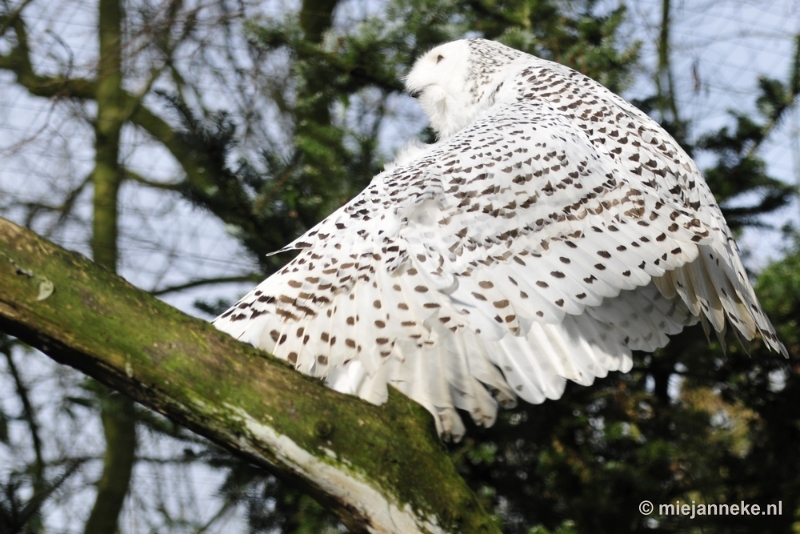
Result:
[214, 39, 786, 440]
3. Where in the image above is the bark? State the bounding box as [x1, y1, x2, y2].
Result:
[0, 217, 500, 534]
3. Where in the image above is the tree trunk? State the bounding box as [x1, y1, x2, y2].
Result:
[83, 0, 137, 532]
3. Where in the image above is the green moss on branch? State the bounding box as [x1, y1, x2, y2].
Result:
[0, 217, 500, 534]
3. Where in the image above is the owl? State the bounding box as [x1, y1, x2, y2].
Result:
[213, 38, 786, 440]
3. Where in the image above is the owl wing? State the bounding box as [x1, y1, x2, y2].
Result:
[214, 99, 784, 440]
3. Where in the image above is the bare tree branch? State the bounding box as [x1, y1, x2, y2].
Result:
[0, 14, 243, 208]
[4, 348, 45, 490]
[0, 0, 35, 40]
[150, 274, 262, 297]
[124, 169, 183, 191]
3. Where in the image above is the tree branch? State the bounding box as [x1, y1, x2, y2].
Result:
[4, 348, 45, 489]
[0, 15, 242, 212]
[0, 0, 35, 40]
[150, 275, 262, 297]
[124, 169, 183, 191]
[0, 217, 499, 534]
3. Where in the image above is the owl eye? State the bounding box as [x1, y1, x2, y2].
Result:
[436, 54, 444, 63]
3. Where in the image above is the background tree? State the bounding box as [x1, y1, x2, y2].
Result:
[0, 0, 798, 532]
[1, 1, 281, 531]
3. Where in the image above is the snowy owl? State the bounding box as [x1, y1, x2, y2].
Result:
[214, 38, 786, 440]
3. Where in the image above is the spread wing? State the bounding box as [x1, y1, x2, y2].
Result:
[214, 77, 784, 440]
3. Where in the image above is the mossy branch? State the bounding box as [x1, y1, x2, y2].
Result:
[0, 217, 499, 534]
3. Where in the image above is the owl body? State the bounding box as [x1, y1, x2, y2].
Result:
[214, 39, 785, 440]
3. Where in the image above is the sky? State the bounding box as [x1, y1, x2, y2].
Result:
[623, 0, 800, 266]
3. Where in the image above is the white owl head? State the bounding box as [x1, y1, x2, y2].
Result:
[405, 39, 529, 139]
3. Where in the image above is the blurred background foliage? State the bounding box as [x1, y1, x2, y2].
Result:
[0, 0, 799, 532]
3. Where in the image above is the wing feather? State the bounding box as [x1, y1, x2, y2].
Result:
[214, 50, 786, 440]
